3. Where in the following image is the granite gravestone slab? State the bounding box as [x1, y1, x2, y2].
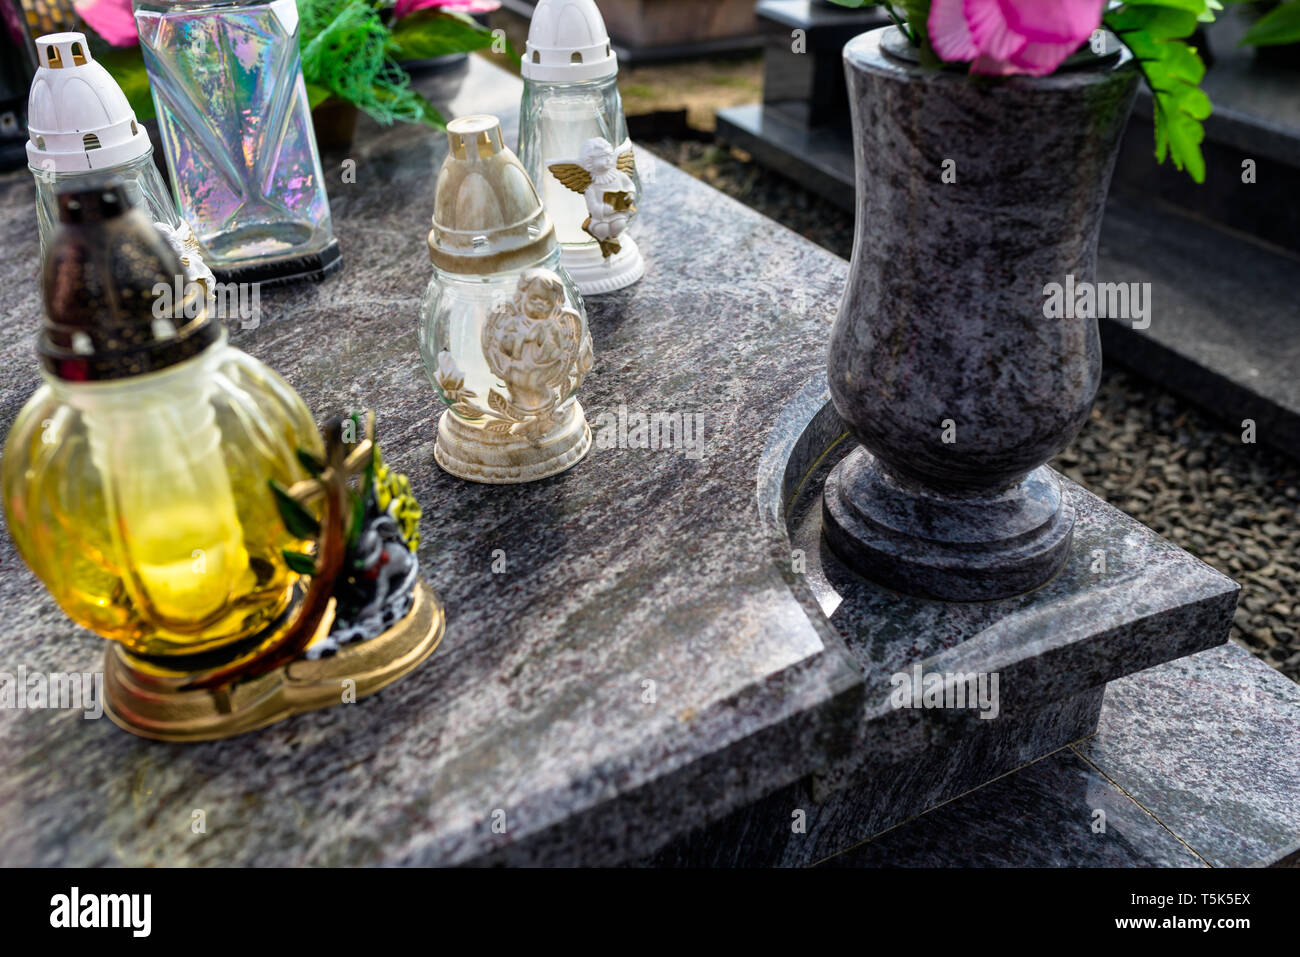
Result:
[0, 58, 1251, 866]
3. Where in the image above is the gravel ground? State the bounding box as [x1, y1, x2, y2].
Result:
[643, 137, 1300, 683]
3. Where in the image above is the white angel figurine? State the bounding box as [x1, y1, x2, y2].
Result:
[154, 219, 216, 289]
[548, 137, 637, 258]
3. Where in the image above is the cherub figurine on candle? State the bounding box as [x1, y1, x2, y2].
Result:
[481, 269, 593, 427]
[548, 138, 637, 259]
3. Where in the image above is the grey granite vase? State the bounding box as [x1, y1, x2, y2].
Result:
[823, 27, 1139, 601]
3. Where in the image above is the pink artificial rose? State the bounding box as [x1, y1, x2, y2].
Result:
[73, 0, 139, 47]
[394, 0, 502, 18]
[928, 0, 1104, 76]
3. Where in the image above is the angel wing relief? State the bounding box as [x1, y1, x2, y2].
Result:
[548, 137, 637, 258]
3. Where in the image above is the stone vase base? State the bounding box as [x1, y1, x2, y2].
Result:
[822, 447, 1075, 601]
[435, 401, 592, 484]
[560, 236, 645, 296]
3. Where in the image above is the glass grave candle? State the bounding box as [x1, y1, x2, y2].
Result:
[2, 183, 444, 740]
[2, 183, 323, 659]
[419, 114, 594, 483]
[517, 0, 644, 296]
[24, 32, 200, 269]
[132, 0, 341, 284]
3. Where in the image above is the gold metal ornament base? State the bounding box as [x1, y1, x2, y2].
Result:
[104, 581, 445, 742]
[435, 400, 592, 484]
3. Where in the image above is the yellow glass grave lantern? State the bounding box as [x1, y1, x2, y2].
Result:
[2, 183, 443, 739]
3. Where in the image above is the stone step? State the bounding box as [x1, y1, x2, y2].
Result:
[643, 382, 1250, 867]
[651, 643, 1299, 866]
[823, 643, 1300, 867]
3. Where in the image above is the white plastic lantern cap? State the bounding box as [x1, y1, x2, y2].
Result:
[521, 0, 617, 83]
[26, 33, 151, 173]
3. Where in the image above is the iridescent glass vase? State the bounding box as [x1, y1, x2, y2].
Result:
[132, 0, 340, 283]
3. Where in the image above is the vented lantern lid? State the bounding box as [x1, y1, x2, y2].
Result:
[521, 0, 617, 83]
[26, 33, 151, 174]
[427, 115, 557, 275]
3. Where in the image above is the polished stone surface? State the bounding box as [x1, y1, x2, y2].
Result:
[653, 645, 1300, 867]
[823, 451, 1075, 601]
[1079, 642, 1300, 868]
[756, 0, 889, 130]
[644, 371, 1238, 864]
[820, 748, 1207, 867]
[720, 15, 1300, 464]
[737, 4, 1300, 255]
[762, 380, 1237, 798]
[821, 643, 1300, 867]
[718, 98, 1300, 461]
[0, 57, 862, 866]
[0, 56, 1274, 868]
[646, 688, 1104, 866]
[717, 101, 855, 206]
[1095, 199, 1300, 463]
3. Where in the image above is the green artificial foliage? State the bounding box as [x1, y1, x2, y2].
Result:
[270, 480, 322, 539]
[390, 9, 503, 61]
[1233, 0, 1300, 45]
[300, 0, 439, 126]
[1105, 0, 1215, 184]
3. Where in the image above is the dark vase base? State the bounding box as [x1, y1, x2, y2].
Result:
[822, 447, 1075, 601]
[211, 238, 343, 288]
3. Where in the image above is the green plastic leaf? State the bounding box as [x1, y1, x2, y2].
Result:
[1118, 0, 1212, 14]
[347, 491, 365, 550]
[270, 480, 322, 539]
[1242, 1, 1300, 45]
[366, 81, 446, 129]
[305, 81, 334, 111]
[297, 448, 325, 477]
[387, 10, 495, 60]
[410, 91, 447, 129]
[282, 550, 318, 576]
[1106, 4, 1211, 183]
[93, 46, 156, 121]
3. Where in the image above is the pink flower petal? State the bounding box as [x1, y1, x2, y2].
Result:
[1008, 37, 1087, 75]
[928, 0, 980, 62]
[73, 0, 138, 47]
[964, 0, 1026, 62]
[997, 0, 1103, 44]
[394, 0, 500, 18]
